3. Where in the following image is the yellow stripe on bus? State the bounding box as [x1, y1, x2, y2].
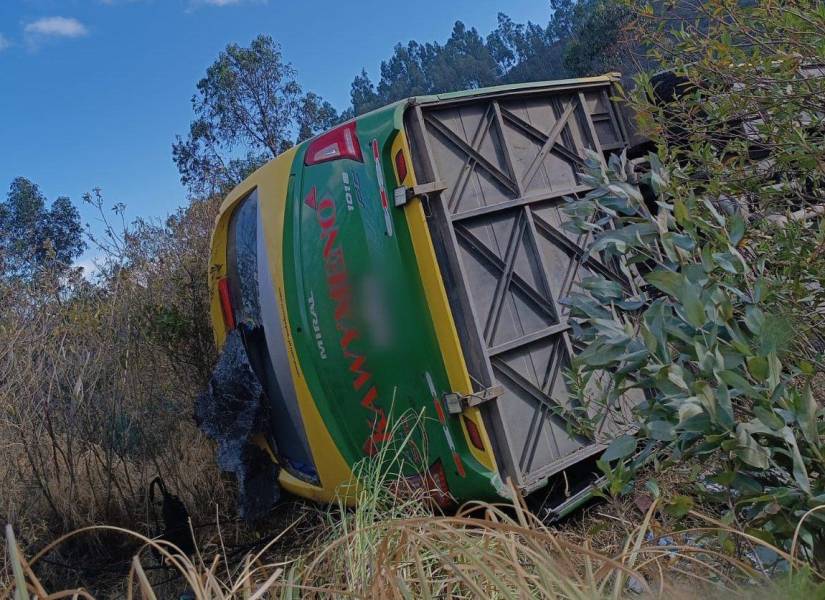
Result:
[391, 132, 497, 473]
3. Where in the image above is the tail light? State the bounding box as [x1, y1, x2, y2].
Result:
[426, 460, 452, 507]
[394, 149, 408, 183]
[304, 122, 363, 166]
[462, 415, 485, 452]
[397, 460, 453, 509]
[217, 277, 236, 330]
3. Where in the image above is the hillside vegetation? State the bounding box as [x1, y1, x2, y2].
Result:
[1, 0, 824, 597]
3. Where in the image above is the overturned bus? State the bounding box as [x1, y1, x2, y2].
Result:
[202, 74, 642, 518]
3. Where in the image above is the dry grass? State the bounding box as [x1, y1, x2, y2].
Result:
[5, 414, 822, 599]
[4, 482, 822, 599]
[0, 197, 237, 589]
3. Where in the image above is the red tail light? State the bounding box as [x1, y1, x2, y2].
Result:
[304, 122, 363, 165]
[218, 277, 236, 330]
[398, 460, 453, 509]
[425, 460, 453, 508]
[394, 149, 408, 183]
[462, 415, 485, 452]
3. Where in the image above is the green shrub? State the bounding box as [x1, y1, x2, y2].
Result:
[563, 149, 824, 565]
[563, 0, 825, 565]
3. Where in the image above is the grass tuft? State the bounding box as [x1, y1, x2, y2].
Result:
[5, 417, 822, 599]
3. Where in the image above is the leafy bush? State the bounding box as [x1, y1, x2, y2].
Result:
[564, 149, 824, 566]
[623, 0, 825, 355]
[562, 0, 825, 565]
[627, 0, 825, 202]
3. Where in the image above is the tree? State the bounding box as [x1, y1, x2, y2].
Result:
[297, 92, 340, 143]
[173, 35, 340, 197]
[561, 0, 632, 76]
[486, 3, 632, 82]
[373, 40, 436, 107]
[349, 22, 500, 116]
[427, 22, 499, 93]
[349, 69, 380, 117]
[486, 13, 566, 83]
[347, 4, 641, 117]
[0, 177, 85, 280]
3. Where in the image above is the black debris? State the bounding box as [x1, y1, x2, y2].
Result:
[195, 328, 280, 520]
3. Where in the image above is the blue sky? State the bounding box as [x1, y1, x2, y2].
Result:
[0, 0, 550, 256]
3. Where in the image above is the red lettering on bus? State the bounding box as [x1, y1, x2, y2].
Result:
[311, 185, 389, 455]
[340, 327, 358, 349]
[348, 354, 371, 390]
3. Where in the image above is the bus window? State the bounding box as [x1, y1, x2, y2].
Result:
[226, 190, 318, 482]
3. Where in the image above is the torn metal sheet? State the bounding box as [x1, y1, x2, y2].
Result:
[195, 328, 280, 520]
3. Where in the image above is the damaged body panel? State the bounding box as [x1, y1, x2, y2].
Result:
[204, 76, 641, 512]
[195, 328, 280, 520]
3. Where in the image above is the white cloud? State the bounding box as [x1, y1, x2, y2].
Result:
[0, 34, 10, 51]
[24, 17, 88, 39]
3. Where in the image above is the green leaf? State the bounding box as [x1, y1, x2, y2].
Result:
[713, 252, 741, 274]
[680, 287, 706, 329]
[731, 473, 764, 495]
[669, 233, 695, 251]
[754, 406, 784, 431]
[607, 182, 644, 205]
[744, 305, 765, 335]
[718, 369, 757, 397]
[696, 382, 718, 422]
[642, 299, 669, 361]
[797, 385, 819, 446]
[735, 426, 770, 469]
[647, 154, 667, 195]
[701, 244, 714, 272]
[581, 276, 624, 301]
[702, 197, 726, 226]
[664, 495, 694, 519]
[564, 292, 613, 320]
[667, 365, 689, 390]
[678, 401, 703, 424]
[779, 426, 811, 494]
[645, 269, 705, 328]
[729, 212, 745, 245]
[647, 420, 675, 441]
[716, 384, 734, 428]
[576, 340, 629, 367]
[747, 356, 769, 381]
[767, 352, 782, 390]
[645, 269, 683, 298]
[616, 297, 646, 311]
[752, 278, 767, 303]
[602, 434, 637, 462]
[673, 197, 688, 225]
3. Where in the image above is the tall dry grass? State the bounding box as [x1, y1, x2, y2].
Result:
[5, 476, 824, 599]
[5, 408, 823, 598]
[0, 196, 234, 588]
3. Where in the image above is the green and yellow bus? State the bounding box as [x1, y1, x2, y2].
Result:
[207, 75, 640, 514]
